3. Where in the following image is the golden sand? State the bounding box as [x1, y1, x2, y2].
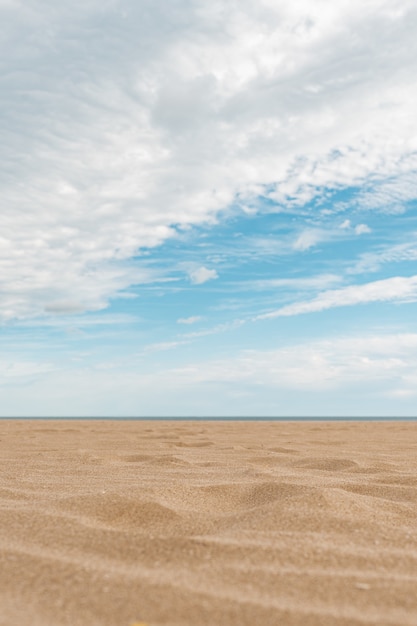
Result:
[0, 420, 416, 625]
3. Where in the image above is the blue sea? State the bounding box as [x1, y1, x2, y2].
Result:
[1, 415, 416, 421]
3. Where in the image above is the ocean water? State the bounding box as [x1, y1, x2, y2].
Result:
[1, 415, 416, 421]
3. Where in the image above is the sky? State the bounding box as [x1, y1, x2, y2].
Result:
[1, 0, 417, 417]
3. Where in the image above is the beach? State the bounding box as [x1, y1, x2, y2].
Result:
[0, 419, 416, 626]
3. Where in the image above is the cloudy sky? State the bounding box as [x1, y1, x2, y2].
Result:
[1, 0, 417, 416]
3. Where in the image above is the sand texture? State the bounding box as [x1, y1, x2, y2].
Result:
[0, 420, 417, 626]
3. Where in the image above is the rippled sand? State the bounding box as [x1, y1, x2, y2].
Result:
[0, 420, 416, 625]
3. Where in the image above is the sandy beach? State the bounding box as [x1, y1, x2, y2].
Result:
[0, 420, 416, 626]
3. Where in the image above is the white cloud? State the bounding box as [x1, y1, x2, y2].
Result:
[355, 223, 371, 235]
[2, 331, 417, 415]
[349, 239, 417, 274]
[0, 259, 159, 322]
[338, 219, 371, 234]
[188, 266, 218, 285]
[166, 332, 417, 394]
[142, 340, 189, 354]
[0, 359, 55, 382]
[1, 0, 417, 320]
[177, 316, 202, 324]
[181, 318, 246, 339]
[352, 171, 417, 213]
[258, 274, 417, 318]
[240, 273, 342, 291]
[15, 313, 137, 328]
[293, 229, 324, 251]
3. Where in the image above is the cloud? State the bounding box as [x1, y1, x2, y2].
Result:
[15, 313, 137, 328]
[44, 301, 88, 315]
[349, 240, 417, 274]
[1, 0, 417, 320]
[293, 229, 324, 251]
[188, 266, 218, 285]
[338, 219, 371, 234]
[2, 331, 417, 414]
[177, 316, 202, 324]
[0, 259, 159, 322]
[351, 171, 417, 214]
[258, 275, 417, 318]
[355, 223, 371, 235]
[181, 318, 246, 339]
[142, 341, 188, 353]
[239, 273, 342, 291]
[0, 359, 55, 382]
[167, 332, 417, 394]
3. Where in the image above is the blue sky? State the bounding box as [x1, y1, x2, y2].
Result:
[1, 0, 417, 416]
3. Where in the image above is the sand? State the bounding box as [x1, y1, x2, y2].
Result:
[0, 420, 416, 626]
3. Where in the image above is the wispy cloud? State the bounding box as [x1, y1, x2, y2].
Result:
[258, 275, 417, 318]
[181, 319, 246, 340]
[141, 340, 189, 354]
[340, 219, 352, 229]
[2, 331, 417, 415]
[177, 316, 202, 325]
[236, 274, 342, 292]
[15, 313, 138, 328]
[338, 219, 371, 234]
[352, 171, 417, 214]
[167, 333, 417, 394]
[349, 239, 417, 274]
[293, 229, 324, 251]
[188, 267, 218, 285]
[0, 359, 55, 382]
[355, 223, 371, 235]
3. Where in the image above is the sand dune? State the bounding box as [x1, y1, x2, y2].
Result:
[0, 420, 416, 625]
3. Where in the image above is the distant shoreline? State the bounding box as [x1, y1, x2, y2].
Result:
[1, 415, 417, 421]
